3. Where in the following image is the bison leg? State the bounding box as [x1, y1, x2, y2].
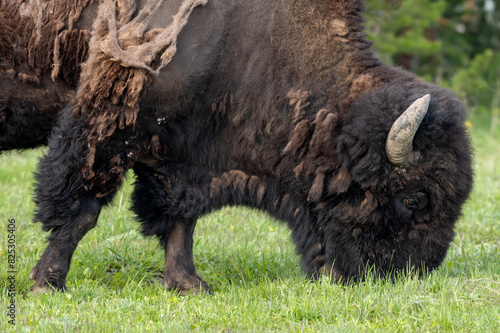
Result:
[132, 164, 212, 295]
[31, 115, 134, 293]
[161, 218, 213, 295]
[30, 200, 101, 293]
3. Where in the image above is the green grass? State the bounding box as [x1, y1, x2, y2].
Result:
[1, 116, 499, 332]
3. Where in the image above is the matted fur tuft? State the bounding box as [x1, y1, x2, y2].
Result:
[0, 0, 91, 84]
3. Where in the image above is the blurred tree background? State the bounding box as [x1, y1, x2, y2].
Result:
[364, 0, 500, 134]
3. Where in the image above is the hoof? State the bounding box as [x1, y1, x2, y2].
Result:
[30, 284, 55, 296]
[163, 274, 214, 296]
[29, 264, 67, 295]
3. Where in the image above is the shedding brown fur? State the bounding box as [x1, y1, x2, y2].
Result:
[0, 0, 91, 84]
[73, 0, 207, 179]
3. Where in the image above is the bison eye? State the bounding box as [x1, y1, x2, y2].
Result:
[405, 198, 419, 210]
[403, 192, 428, 211]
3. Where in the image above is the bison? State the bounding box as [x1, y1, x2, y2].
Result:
[1, 0, 473, 295]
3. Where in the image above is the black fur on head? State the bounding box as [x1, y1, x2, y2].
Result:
[319, 68, 474, 279]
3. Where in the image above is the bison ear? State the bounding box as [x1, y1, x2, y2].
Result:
[386, 94, 430, 167]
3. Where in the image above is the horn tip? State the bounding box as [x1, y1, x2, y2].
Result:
[420, 94, 431, 104]
[412, 94, 431, 117]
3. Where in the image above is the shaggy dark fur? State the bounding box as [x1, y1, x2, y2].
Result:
[23, 0, 474, 295]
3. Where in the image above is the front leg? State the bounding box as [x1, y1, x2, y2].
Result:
[163, 218, 213, 295]
[30, 200, 101, 293]
[31, 113, 136, 293]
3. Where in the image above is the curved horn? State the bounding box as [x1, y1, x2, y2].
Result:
[386, 94, 431, 167]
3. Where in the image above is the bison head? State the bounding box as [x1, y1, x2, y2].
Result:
[317, 80, 473, 281]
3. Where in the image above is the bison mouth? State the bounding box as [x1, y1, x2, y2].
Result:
[314, 221, 449, 283]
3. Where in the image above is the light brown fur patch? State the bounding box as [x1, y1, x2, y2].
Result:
[308, 171, 326, 202]
[347, 73, 383, 102]
[328, 168, 351, 194]
[329, 18, 349, 36]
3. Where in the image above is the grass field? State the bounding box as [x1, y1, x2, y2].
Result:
[1, 113, 499, 332]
